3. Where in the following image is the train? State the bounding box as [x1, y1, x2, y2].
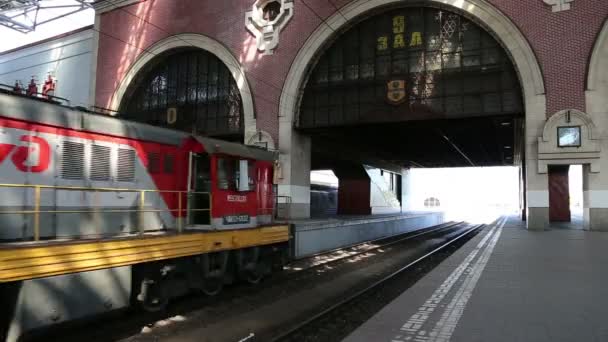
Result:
[0, 87, 290, 341]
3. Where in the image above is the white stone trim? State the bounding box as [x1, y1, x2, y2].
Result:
[527, 190, 549, 207]
[584, 190, 608, 209]
[93, 0, 142, 14]
[584, 21, 608, 223]
[108, 33, 256, 143]
[587, 21, 608, 95]
[586, 20, 608, 131]
[246, 129, 276, 150]
[537, 109, 601, 173]
[245, 0, 294, 55]
[542, 0, 574, 12]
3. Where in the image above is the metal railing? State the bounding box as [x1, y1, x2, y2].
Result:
[275, 195, 292, 219]
[0, 184, 211, 241]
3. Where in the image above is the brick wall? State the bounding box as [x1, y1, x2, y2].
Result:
[95, 0, 608, 143]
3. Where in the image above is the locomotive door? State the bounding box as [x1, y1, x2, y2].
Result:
[188, 153, 211, 226]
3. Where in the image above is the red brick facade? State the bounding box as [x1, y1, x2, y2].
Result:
[95, 0, 608, 143]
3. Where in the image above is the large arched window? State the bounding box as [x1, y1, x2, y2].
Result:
[120, 48, 243, 139]
[299, 7, 522, 128]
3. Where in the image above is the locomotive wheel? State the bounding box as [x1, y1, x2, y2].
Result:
[202, 277, 223, 296]
[244, 258, 271, 285]
[141, 281, 168, 312]
[245, 268, 263, 285]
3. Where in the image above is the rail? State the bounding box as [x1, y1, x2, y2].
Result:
[0, 184, 211, 241]
[275, 195, 292, 219]
[270, 223, 484, 341]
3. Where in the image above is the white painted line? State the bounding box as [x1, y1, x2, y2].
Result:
[426, 217, 506, 342]
[392, 217, 505, 341]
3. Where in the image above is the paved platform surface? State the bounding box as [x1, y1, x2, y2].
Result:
[286, 211, 436, 227]
[343, 215, 608, 342]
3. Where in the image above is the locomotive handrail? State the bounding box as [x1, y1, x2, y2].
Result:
[0, 184, 211, 241]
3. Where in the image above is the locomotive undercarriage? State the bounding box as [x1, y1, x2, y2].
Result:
[0, 243, 288, 342]
[135, 244, 288, 312]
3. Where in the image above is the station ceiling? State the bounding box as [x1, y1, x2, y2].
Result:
[306, 115, 524, 170]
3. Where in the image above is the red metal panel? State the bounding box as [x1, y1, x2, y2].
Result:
[549, 165, 570, 222]
[337, 179, 371, 215]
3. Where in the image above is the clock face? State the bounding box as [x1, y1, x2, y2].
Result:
[558, 126, 581, 147]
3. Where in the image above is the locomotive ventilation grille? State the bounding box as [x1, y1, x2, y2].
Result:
[61, 141, 85, 180]
[90, 145, 111, 181]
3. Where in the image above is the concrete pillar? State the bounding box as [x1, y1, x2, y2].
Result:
[526, 105, 550, 230]
[584, 71, 608, 230]
[277, 130, 311, 219]
[402, 168, 413, 212]
[520, 164, 527, 220]
[526, 166, 549, 230]
[582, 154, 608, 231]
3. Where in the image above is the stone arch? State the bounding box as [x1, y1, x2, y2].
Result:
[583, 21, 608, 231]
[277, 0, 548, 224]
[279, 0, 546, 134]
[110, 33, 256, 142]
[586, 19, 608, 126]
[538, 109, 601, 173]
[542, 109, 599, 141]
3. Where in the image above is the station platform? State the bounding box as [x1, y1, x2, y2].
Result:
[343, 215, 608, 342]
[288, 212, 444, 258]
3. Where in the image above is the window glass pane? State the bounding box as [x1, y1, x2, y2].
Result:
[217, 157, 238, 190]
[558, 127, 581, 147]
[299, 7, 522, 126]
[121, 49, 243, 137]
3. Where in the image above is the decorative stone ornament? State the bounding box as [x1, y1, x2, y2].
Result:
[542, 0, 574, 12]
[245, 0, 294, 55]
[246, 129, 276, 150]
[537, 109, 601, 173]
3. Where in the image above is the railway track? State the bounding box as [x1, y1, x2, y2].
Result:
[32, 221, 478, 342]
[269, 223, 484, 342]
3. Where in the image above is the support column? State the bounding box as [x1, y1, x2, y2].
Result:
[277, 130, 311, 219]
[526, 103, 549, 230]
[585, 65, 608, 230]
[520, 163, 527, 221]
[526, 163, 549, 230]
[333, 164, 371, 215]
[582, 151, 608, 231]
[401, 168, 413, 212]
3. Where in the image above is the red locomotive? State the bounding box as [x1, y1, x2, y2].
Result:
[0, 85, 289, 340]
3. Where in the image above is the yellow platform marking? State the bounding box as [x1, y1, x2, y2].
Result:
[0, 225, 289, 283]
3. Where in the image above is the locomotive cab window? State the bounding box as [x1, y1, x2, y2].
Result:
[217, 157, 255, 191]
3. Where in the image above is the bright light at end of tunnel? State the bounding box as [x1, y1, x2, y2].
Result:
[409, 166, 520, 224]
[310, 170, 339, 187]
